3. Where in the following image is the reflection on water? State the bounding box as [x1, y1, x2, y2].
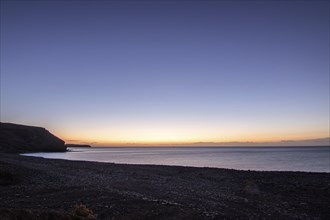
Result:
[23, 147, 330, 172]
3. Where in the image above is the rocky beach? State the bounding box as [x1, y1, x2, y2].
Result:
[0, 153, 329, 220]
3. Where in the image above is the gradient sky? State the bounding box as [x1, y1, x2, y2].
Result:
[1, 0, 329, 146]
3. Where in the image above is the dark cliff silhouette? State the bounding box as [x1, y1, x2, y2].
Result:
[0, 122, 66, 153]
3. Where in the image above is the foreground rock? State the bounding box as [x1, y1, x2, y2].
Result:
[0, 153, 329, 220]
[0, 122, 66, 153]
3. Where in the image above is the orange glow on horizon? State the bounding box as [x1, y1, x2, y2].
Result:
[59, 132, 329, 147]
[50, 120, 329, 146]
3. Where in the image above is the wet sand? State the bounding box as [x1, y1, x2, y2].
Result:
[0, 153, 329, 219]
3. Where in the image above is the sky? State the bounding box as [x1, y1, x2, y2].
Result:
[1, 0, 329, 146]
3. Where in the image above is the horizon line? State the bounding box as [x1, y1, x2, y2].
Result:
[66, 137, 330, 147]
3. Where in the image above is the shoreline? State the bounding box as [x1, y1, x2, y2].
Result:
[20, 146, 330, 173]
[21, 154, 330, 174]
[1, 153, 329, 219]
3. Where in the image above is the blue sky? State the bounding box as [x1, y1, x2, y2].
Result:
[1, 0, 329, 145]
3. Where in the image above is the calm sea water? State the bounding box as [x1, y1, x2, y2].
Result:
[23, 147, 330, 172]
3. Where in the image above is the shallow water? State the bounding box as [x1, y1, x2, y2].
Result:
[23, 147, 330, 172]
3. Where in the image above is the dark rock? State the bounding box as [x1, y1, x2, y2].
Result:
[244, 180, 260, 195]
[0, 170, 17, 186]
[0, 122, 66, 153]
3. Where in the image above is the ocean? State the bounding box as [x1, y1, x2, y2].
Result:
[23, 146, 330, 172]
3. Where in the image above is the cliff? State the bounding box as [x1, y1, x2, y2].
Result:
[0, 122, 66, 153]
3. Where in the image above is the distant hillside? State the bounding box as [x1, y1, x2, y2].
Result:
[0, 122, 66, 153]
[65, 144, 91, 148]
[189, 137, 330, 147]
